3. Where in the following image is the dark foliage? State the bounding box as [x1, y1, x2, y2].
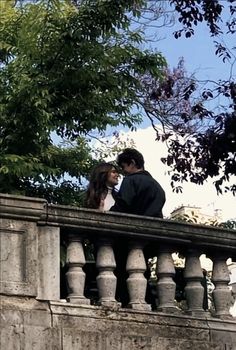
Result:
[157, 0, 236, 194]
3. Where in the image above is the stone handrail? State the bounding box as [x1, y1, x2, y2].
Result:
[1, 193, 236, 319]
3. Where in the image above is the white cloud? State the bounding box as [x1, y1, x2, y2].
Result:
[118, 126, 236, 222]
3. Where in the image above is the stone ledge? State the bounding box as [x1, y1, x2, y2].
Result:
[0, 193, 47, 221]
[50, 301, 236, 328]
[44, 203, 236, 255]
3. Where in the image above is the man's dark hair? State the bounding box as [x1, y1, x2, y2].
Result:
[117, 148, 144, 169]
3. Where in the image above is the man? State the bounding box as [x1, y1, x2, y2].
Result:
[110, 148, 166, 218]
[110, 148, 166, 308]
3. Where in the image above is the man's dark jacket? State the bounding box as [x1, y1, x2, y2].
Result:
[110, 170, 165, 218]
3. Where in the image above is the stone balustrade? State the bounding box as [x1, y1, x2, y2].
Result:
[1, 193, 236, 319]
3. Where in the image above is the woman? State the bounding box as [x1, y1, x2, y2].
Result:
[86, 162, 119, 211]
[85, 162, 132, 306]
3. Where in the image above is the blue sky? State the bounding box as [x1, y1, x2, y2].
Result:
[158, 28, 225, 76]
[132, 4, 236, 132]
[147, 3, 235, 82]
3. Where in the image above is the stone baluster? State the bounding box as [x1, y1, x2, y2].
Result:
[156, 248, 177, 312]
[66, 235, 90, 304]
[126, 242, 151, 311]
[184, 249, 204, 314]
[211, 256, 232, 318]
[96, 239, 119, 307]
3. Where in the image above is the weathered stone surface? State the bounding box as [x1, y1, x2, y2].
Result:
[0, 193, 46, 221]
[63, 329, 216, 350]
[0, 219, 38, 296]
[1, 286, 236, 350]
[1, 194, 236, 350]
[0, 325, 60, 350]
[50, 302, 236, 349]
[151, 338, 224, 350]
[0, 296, 51, 326]
[44, 202, 236, 255]
[0, 296, 60, 349]
[208, 319, 236, 349]
[66, 236, 90, 305]
[126, 242, 151, 311]
[96, 239, 118, 306]
[37, 225, 60, 300]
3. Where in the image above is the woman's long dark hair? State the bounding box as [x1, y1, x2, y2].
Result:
[85, 163, 117, 209]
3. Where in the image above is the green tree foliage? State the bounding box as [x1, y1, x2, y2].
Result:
[3, 0, 234, 203]
[220, 220, 236, 230]
[171, 211, 236, 230]
[0, 0, 166, 203]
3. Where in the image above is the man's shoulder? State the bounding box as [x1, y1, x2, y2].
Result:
[124, 170, 154, 184]
[127, 170, 151, 178]
[127, 170, 164, 191]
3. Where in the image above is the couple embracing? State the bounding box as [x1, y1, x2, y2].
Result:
[86, 148, 165, 218]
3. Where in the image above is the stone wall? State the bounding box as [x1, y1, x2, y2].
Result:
[1, 295, 236, 350]
[0, 194, 60, 300]
[1, 193, 236, 350]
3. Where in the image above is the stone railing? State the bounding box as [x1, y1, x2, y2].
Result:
[1, 193, 236, 319]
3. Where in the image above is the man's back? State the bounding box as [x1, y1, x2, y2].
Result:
[110, 170, 165, 218]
